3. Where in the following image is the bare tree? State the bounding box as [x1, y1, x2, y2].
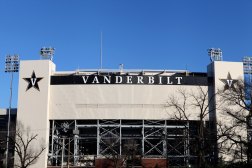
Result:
[218, 79, 252, 164]
[9, 122, 46, 168]
[101, 139, 141, 168]
[166, 86, 218, 167]
[122, 139, 141, 168]
[102, 141, 121, 168]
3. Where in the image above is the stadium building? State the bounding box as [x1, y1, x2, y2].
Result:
[7, 57, 243, 167]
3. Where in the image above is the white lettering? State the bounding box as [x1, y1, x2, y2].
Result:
[31, 78, 37, 86]
[176, 77, 183, 84]
[127, 76, 133, 83]
[167, 77, 173, 84]
[148, 76, 155, 84]
[92, 76, 100, 83]
[137, 76, 144, 84]
[227, 80, 233, 87]
[115, 76, 122, 83]
[82, 75, 185, 85]
[82, 76, 89, 83]
[159, 76, 162, 84]
[104, 76, 111, 84]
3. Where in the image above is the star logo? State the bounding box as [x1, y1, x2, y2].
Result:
[23, 71, 43, 91]
[220, 72, 238, 91]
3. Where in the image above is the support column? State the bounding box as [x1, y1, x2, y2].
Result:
[97, 120, 100, 156]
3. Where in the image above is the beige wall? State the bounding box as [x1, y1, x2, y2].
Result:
[209, 61, 245, 161]
[16, 60, 55, 168]
[49, 85, 208, 120]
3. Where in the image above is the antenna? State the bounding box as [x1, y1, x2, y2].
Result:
[100, 32, 103, 69]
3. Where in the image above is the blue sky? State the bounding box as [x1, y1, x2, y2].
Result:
[0, 0, 252, 108]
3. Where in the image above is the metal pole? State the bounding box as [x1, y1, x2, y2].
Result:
[97, 120, 100, 156]
[51, 120, 55, 165]
[67, 138, 70, 168]
[73, 120, 78, 166]
[119, 120, 122, 156]
[165, 120, 168, 168]
[61, 138, 65, 168]
[142, 120, 144, 156]
[5, 71, 13, 168]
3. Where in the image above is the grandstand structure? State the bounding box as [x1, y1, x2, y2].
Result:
[10, 59, 243, 168]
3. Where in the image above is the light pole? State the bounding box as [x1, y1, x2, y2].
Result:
[243, 56, 252, 164]
[4, 54, 19, 168]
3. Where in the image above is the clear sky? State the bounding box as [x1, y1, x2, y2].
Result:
[0, 0, 252, 108]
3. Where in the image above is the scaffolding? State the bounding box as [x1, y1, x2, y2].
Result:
[48, 119, 208, 167]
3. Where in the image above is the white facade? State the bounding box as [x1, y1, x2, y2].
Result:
[17, 60, 55, 167]
[16, 60, 244, 167]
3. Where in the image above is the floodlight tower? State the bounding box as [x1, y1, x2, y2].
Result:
[243, 56, 252, 163]
[4, 54, 19, 168]
[243, 56, 252, 82]
[40, 47, 55, 60]
[207, 48, 223, 62]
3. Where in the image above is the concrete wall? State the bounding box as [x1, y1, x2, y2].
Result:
[49, 85, 208, 120]
[209, 61, 244, 161]
[16, 60, 55, 168]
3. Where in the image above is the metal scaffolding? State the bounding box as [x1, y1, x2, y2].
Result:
[48, 119, 202, 167]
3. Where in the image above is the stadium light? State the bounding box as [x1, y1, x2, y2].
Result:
[243, 56, 252, 164]
[207, 48, 222, 62]
[40, 47, 55, 61]
[4, 54, 19, 168]
[243, 56, 252, 75]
